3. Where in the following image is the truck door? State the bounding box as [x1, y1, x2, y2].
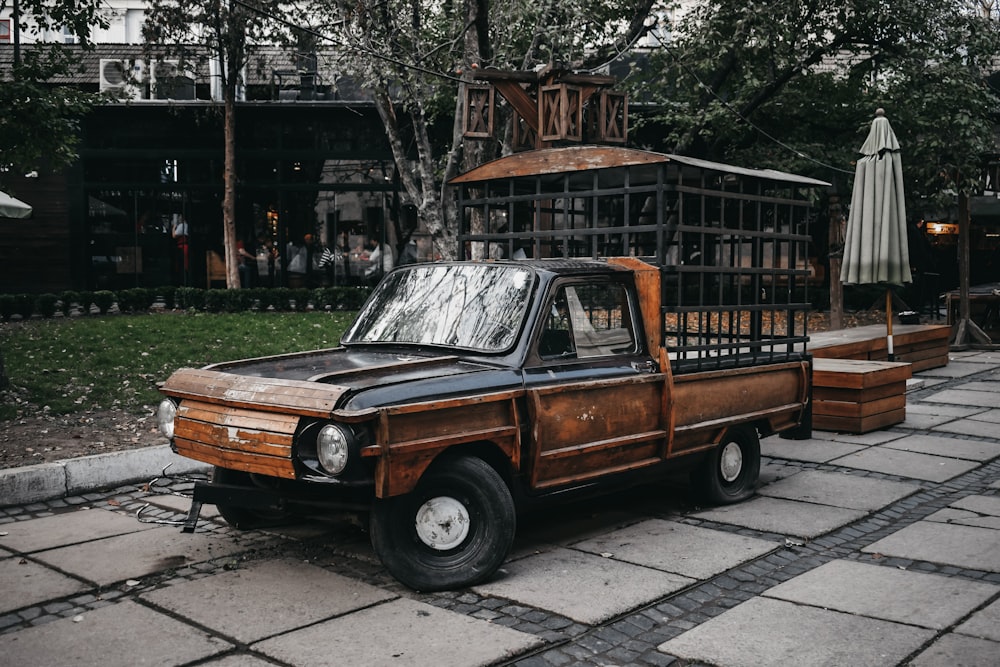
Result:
[522, 279, 668, 490]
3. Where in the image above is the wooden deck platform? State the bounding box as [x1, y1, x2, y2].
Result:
[808, 324, 950, 372]
[804, 324, 949, 433]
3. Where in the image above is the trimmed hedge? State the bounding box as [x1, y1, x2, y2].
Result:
[0, 286, 371, 319]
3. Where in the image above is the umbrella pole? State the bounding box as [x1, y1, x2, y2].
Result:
[886, 288, 895, 361]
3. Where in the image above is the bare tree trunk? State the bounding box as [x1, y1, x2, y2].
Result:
[220, 6, 242, 289]
[374, 89, 459, 260]
[223, 90, 239, 288]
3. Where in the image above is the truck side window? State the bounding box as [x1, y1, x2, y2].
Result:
[539, 283, 636, 359]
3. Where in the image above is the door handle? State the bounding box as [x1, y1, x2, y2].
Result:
[631, 360, 658, 373]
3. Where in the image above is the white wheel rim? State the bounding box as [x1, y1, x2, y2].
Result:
[414, 496, 470, 551]
[720, 441, 743, 483]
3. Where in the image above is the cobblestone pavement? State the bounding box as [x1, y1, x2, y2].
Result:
[1, 349, 998, 666]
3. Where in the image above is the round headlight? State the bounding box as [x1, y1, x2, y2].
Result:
[156, 399, 178, 439]
[317, 424, 350, 475]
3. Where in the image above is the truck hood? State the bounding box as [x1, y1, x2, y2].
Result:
[161, 347, 514, 417]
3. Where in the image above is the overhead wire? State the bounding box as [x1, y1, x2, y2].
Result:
[233, 0, 853, 175]
[230, 0, 464, 83]
[648, 29, 854, 176]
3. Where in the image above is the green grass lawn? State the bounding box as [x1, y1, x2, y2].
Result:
[0, 311, 355, 420]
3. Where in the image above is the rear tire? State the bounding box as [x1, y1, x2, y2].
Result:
[693, 426, 760, 505]
[211, 467, 291, 530]
[370, 456, 515, 591]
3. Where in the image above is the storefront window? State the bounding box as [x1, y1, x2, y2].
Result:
[86, 188, 200, 289]
[80, 105, 411, 290]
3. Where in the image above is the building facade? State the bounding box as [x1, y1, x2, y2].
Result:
[1, 19, 418, 294]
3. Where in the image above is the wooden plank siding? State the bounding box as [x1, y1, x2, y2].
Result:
[173, 400, 299, 478]
[162, 368, 346, 481]
[160, 368, 345, 418]
[528, 376, 666, 489]
[375, 393, 523, 497]
[670, 361, 809, 450]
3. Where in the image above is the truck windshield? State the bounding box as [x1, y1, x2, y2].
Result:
[343, 263, 534, 352]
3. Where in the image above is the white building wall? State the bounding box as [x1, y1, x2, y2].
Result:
[2, 0, 147, 44]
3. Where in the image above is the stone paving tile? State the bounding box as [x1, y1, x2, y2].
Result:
[142, 493, 222, 521]
[881, 433, 1000, 462]
[0, 508, 159, 553]
[473, 547, 694, 625]
[968, 408, 1000, 424]
[905, 403, 986, 417]
[692, 496, 868, 539]
[516, 504, 666, 550]
[760, 436, 867, 463]
[33, 524, 265, 586]
[951, 495, 1000, 517]
[762, 559, 998, 629]
[199, 655, 275, 667]
[931, 418, 1000, 440]
[902, 411, 966, 430]
[657, 596, 934, 667]
[916, 362, 991, 378]
[862, 521, 1000, 572]
[759, 461, 804, 486]
[808, 429, 906, 446]
[907, 377, 947, 392]
[925, 494, 1000, 529]
[142, 558, 396, 644]
[955, 598, 1000, 642]
[255, 521, 343, 542]
[922, 388, 1000, 409]
[908, 633, 1000, 667]
[756, 470, 920, 511]
[925, 507, 1000, 530]
[0, 599, 232, 667]
[829, 446, 980, 482]
[0, 557, 90, 615]
[571, 519, 778, 580]
[956, 380, 1000, 392]
[961, 351, 1000, 363]
[253, 597, 542, 667]
[136, 491, 369, 545]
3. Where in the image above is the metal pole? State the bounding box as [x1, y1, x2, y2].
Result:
[13, 0, 21, 69]
[886, 288, 895, 361]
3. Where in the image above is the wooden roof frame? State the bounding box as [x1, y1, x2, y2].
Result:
[464, 67, 624, 148]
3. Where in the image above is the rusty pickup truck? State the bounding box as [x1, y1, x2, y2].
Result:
[157, 256, 811, 591]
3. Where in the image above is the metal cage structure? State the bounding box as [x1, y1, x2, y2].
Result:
[451, 146, 830, 373]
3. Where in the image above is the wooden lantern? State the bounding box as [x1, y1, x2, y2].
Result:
[539, 84, 583, 142]
[598, 91, 628, 144]
[463, 84, 495, 139]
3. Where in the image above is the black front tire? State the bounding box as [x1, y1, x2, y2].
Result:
[693, 426, 760, 505]
[370, 456, 515, 591]
[211, 467, 291, 530]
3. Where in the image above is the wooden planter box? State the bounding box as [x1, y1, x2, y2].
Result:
[812, 358, 912, 434]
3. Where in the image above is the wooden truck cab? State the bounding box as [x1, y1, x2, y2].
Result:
[158, 147, 824, 591]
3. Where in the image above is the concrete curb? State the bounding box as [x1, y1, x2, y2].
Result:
[0, 445, 210, 506]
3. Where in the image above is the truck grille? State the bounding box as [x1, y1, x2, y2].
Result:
[173, 400, 299, 479]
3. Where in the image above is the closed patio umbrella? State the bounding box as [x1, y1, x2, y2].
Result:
[841, 109, 911, 360]
[0, 190, 32, 219]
